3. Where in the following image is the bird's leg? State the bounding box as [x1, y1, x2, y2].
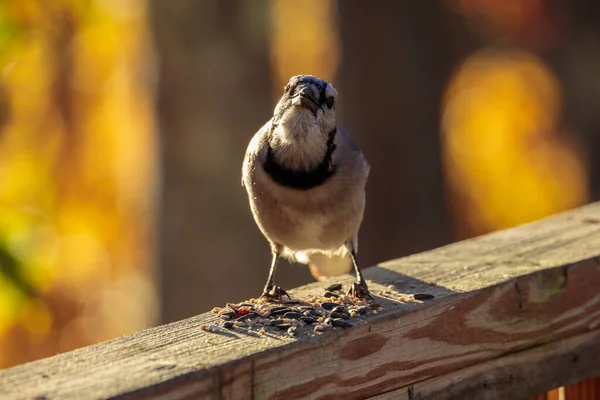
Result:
[346, 249, 373, 302]
[259, 245, 290, 302]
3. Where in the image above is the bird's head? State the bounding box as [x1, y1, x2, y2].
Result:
[273, 75, 338, 139]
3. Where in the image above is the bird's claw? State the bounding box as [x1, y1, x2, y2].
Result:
[259, 286, 291, 302]
[347, 281, 374, 302]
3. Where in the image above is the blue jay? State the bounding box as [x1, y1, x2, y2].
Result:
[242, 75, 372, 301]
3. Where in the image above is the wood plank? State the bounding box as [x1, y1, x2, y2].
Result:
[251, 257, 600, 399]
[527, 388, 561, 400]
[368, 328, 600, 399]
[0, 202, 599, 400]
[564, 377, 600, 399]
[547, 389, 562, 400]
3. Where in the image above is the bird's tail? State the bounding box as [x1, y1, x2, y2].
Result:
[306, 252, 353, 281]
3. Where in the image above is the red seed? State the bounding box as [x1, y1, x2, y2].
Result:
[236, 307, 250, 317]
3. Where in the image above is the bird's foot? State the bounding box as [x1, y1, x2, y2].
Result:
[347, 281, 374, 303]
[259, 286, 291, 303]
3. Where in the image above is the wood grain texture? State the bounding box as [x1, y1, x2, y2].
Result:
[526, 372, 600, 399]
[546, 389, 562, 400]
[1, 202, 600, 400]
[564, 377, 600, 399]
[369, 328, 600, 400]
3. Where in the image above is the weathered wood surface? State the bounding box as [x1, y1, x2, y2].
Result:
[564, 377, 600, 399]
[526, 374, 600, 399]
[370, 326, 600, 399]
[1, 202, 600, 400]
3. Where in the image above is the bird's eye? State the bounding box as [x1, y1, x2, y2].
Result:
[325, 97, 335, 109]
[284, 83, 291, 93]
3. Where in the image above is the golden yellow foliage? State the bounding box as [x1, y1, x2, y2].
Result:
[442, 49, 588, 237]
[0, 0, 156, 367]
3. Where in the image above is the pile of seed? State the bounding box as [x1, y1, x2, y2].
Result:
[200, 283, 379, 337]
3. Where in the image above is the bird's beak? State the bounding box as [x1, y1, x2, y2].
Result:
[291, 87, 321, 113]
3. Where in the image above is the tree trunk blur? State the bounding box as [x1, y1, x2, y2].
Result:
[149, 1, 305, 323]
[337, 2, 474, 265]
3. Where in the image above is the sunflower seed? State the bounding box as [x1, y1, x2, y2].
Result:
[220, 311, 236, 319]
[332, 319, 352, 328]
[356, 306, 371, 314]
[325, 283, 343, 292]
[283, 312, 303, 320]
[414, 293, 435, 300]
[321, 302, 338, 310]
[300, 316, 317, 325]
[269, 307, 291, 315]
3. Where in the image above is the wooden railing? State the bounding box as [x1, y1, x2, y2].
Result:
[1, 202, 600, 399]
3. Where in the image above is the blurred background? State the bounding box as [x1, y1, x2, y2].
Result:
[0, 0, 598, 369]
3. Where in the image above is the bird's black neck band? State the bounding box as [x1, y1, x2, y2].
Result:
[263, 128, 337, 190]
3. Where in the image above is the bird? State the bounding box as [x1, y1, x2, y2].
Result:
[242, 74, 372, 301]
